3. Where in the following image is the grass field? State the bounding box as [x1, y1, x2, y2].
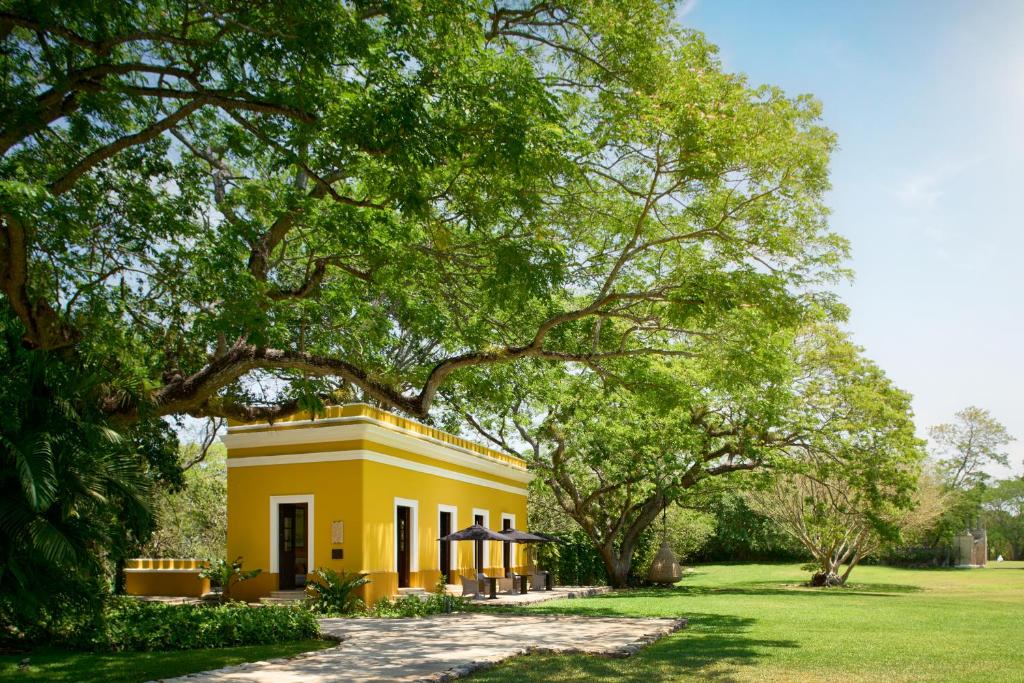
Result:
[469, 562, 1024, 682]
[0, 639, 333, 682]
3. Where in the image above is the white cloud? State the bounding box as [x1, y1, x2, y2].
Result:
[890, 157, 982, 209]
[679, 0, 699, 19]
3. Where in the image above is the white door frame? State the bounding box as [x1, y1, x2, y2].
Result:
[472, 508, 490, 569]
[394, 497, 420, 574]
[268, 494, 314, 574]
[438, 504, 458, 577]
[501, 512, 516, 571]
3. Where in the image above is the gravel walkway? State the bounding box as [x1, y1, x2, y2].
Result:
[160, 612, 686, 682]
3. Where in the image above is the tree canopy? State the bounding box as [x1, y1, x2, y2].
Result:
[1, 0, 844, 423]
[747, 327, 929, 585]
[929, 407, 1014, 490]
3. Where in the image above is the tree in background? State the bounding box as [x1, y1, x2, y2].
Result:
[455, 311, 814, 588]
[930, 407, 1014, 490]
[922, 407, 1014, 557]
[747, 329, 929, 585]
[982, 477, 1024, 560]
[460, 360, 801, 587]
[144, 443, 228, 561]
[750, 468, 943, 585]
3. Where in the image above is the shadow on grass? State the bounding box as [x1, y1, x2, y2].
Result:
[0, 641, 331, 683]
[467, 580, 921, 620]
[468, 612, 797, 682]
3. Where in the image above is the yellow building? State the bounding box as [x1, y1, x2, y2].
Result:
[223, 404, 533, 604]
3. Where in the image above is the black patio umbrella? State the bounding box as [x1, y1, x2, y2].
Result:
[439, 524, 513, 581]
[437, 523, 513, 542]
[501, 528, 554, 543]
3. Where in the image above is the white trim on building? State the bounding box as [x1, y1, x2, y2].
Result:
[472, 508, 491, 569]
[394, 497, 420, 574]
[226, 449, 529, 495]
[268, 494, 314, 574]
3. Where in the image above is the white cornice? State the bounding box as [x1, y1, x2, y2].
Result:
[223, 421, 533, 485]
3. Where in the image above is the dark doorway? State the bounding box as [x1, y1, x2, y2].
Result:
[439, 510, 453, 582]
[278, 503, 308, 590]
[474, 513, 485, 574]
[397, 505, 411, 588]
[502, 517, 512, 577]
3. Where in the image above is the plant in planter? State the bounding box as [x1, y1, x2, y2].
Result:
[199, 557, 262, 603]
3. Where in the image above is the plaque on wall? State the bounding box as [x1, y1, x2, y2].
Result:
[331, 520, 344, 544]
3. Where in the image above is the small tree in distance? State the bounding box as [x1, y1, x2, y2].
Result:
[749, 470, 946, 585]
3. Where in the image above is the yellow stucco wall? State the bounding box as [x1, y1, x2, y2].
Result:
[225, 404, 531, 605]
[124, 559, 210, 597]
[359, 458, 528, 602]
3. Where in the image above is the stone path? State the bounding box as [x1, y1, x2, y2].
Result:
[467, 585, 612, 606]
[161, 613, 686, 683]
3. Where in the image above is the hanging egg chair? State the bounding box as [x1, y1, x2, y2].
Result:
[647, 509, 682, 586]
[648, 540, 682, 585]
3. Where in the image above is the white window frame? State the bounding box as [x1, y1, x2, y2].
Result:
[268, 494, 314, 574]
[394, 497, 420, 573]
[472, 508, 490, 569]
[437, 504, 458, 575]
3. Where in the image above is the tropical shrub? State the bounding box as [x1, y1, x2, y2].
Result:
[85, 599, 318, 651]
[199, 557, 262, 603]
[305, 568, 369, 615]
[0, 307, 179, 644]
[365, 576, 465, 618]
[536, 532, 608, 586]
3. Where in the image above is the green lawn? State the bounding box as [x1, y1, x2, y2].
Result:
[0, 639, 333, 682]
[469, 562, 1024, 682]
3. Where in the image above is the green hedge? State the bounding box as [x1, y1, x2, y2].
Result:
[83, 599, 319, 651]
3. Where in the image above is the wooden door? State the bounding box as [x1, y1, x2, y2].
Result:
[439, 511, 452, 582]
[278, 503, 309, 590]
[397, 506, 411, 588]
[502, 518, 512, 576]
[474, 513, 484, 574]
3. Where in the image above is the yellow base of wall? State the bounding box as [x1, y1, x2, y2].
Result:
[125, 571, 210, 597]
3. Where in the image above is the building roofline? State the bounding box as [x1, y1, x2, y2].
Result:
[225, 403, 530, 473]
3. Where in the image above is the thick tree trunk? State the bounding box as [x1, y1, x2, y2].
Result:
[598, 546, 633, 588]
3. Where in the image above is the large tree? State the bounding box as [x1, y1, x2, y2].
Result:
[1, 0, 843, 424]
[458, 324, 922, 588]
[453, 321, 809, 587]
[747, 329, 929, 585]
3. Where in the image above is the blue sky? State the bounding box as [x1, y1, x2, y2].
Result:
[679, 1, 1024, 476]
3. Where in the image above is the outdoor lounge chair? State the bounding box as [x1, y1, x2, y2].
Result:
[496, 576, 515, 593]
[460, 575, 480, 598]
[530, 570, 551, 591]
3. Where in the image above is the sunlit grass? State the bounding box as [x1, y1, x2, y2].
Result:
[468, 562, 1024, 682]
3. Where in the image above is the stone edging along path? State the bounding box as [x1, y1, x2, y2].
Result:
[158, 612, 688, 682]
